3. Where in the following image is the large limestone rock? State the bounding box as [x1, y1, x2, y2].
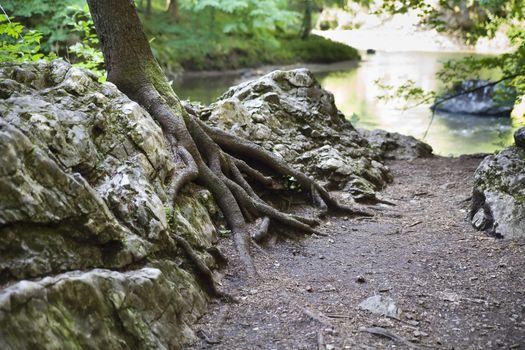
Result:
[470, 127, 525, 238]
[0, 61, 218, 349]
[197, 69, 396, 201]
[196, 69, 432, 200]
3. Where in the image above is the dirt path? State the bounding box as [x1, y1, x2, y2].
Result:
[187, 156, 525, 350]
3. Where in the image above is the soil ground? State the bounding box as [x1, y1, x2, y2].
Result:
[187, 156, 525, 350]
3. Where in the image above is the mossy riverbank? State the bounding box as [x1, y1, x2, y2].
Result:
[149, 33, 360, 75]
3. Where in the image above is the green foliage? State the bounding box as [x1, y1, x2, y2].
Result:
[283, 175, 302, 192]
[375, 79, 435, 107]
[2, 0, 359, 78]
[61, 5, 105, 80]
[0, 15, 53, 62]
[164, 207, 174, 226]
[0, 0, 84, 51]
[217, 225, 231, 237]
[181, 0, 300, 36]
[0, 4, 105, 81]
[374, 0, 525, 109]
[285, 34, 359, 63]
[349, 112, 360, 124]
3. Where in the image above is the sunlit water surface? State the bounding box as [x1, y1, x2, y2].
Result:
[177, 51, 524, 156]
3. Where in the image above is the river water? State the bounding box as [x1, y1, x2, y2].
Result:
[177, 51, 524, 156]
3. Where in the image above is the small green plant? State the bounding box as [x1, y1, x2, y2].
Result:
[0, 14, 53, 62]
[218, 225, 231, 237]
[164, 207, 174, 226]
[349, 112, 360, 125]
[283, 175, 302, 192]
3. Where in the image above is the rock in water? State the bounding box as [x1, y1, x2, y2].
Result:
[432, 80, 515, 117]
[470, 141, 525, 238]
[514, 126, 525, 150]
[0, 60, 218, 349]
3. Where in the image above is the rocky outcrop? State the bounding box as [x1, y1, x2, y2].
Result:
[0, 62, 435, 348]
[470, 127, 525, 238]
[197, 69, 393, 201]
[0, 61, 218, 349]
[432, 80, 515, 116]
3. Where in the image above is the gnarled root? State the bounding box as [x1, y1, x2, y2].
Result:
[173, 234, 235, 302]
[135, 82, 370, 287]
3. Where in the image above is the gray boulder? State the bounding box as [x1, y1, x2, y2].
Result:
[470, 134, 525, 238]
[196, 69, 395, 201]
[359, 129, 433, 160]
[0, 60, 218, 349]
[432, 80, 515, 116]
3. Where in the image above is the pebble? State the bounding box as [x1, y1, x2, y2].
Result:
[356, 275, 366, 283]
[413, 330, 428, 337]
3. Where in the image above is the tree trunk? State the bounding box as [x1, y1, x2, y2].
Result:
[167, 0, 179, 21]
[146, 0, 152, 15]
[86, 0, 160, 99]
[301, 0, 312, 40]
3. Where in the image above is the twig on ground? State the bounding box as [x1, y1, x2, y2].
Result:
[317, 330, 326, 350]
[361, 327, 421, 349]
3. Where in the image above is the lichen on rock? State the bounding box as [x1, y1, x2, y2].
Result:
[470, 127, 525, 238]
[195, 69, 394, 201]
[0, 60, 217, 349]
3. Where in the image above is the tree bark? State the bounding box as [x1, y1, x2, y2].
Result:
[86, 0, 161, 99]
[167, 0, 179, 21]
[302, 0, 312, 40]
[87, 0, 259, 278]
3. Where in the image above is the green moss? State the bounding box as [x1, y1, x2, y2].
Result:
[164, 207, 174, 227]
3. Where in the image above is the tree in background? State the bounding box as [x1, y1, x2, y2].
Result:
[167, 0, 179, 21]
[301, 0, 313, 39]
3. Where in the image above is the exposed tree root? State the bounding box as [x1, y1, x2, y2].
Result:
[251, 217, 271, 242]
[172, 234, 236, 302]
[140, 88, 371, 280]
[168, 147, 199, 198]
[87, 0, 373, 294]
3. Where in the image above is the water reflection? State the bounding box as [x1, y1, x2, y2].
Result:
[177, 51, 524, 156]
[315, 51, 523, 155]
